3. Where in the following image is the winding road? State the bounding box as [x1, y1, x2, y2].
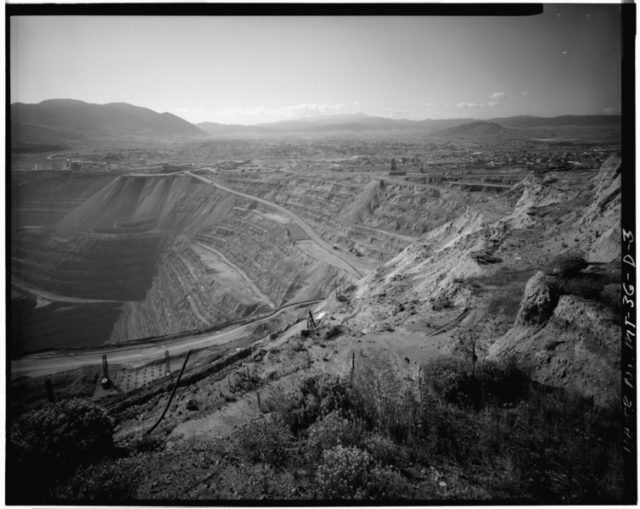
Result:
[186, 170, 367, 278]
[12, 168, 373, 379]
[11, 299, 326, 379]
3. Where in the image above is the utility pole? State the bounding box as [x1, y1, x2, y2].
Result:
[307, 310, 316, 330]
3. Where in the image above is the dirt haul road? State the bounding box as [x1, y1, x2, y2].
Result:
[186, 170, 368, 278]
[11, 299, 326, 379]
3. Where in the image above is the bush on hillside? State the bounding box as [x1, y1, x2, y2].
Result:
[421, 356, 529, 409]
[315, 445, 407, 500]
[230, 414, 293, 467]
[212, 462, 300, 500]
[8, 398, 114, 502]
[54, 458, 142, 502]
[305, 410, 364, 459]
[276, 374, 351, 434]
[349, 351, 418, 442]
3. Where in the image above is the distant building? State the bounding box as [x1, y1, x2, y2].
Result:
[389, 158, 406, 176]
[50, 158, 66, 170]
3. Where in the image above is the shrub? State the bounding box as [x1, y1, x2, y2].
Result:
[551, 255, 588, 277]
[305, 410, 363, 459]
[54, 458, 142, 502]
[276, 374, 351, 434]
[8, 398, 114, 501]
[362, 432, 403, 467]
[418, 397, 479, 464]
[431, 296, 453, 311]
[213, 462, 300, 500]
[422, 356, 529, 409]
[315, 446, 407, 500]
[422, 356, 470, 405]
[230, 414, 293, 467]
[475, 358, 530, 405]
[349, 351, 418, 442]
[325, 326, 343, 340]
[130, 434, 166, 453]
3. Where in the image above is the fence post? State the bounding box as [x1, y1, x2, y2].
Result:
[350, 351, 355, 383]
[102, 355, 109, 380]
[165, 350, 171, 375]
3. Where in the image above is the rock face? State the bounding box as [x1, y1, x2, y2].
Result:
[515, 272, 559, 326]
[579, 154, 621, 262]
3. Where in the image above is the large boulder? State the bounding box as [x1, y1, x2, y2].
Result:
[516, 271, 559, 325]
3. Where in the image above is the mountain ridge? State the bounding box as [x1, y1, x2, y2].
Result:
[11, 99, 205, 146]
[197, 113, 621, 136]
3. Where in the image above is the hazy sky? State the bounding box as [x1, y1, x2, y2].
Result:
[10, 7, 622, 125]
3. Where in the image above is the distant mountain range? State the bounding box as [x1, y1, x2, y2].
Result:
[197, 115, 474, 135]
[198, 113, 621, 137]
[11, 99, 204, 146]
[433, 120, 509, 138]
[10, 99, 621, 147]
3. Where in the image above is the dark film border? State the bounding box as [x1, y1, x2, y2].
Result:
[620, 2, 637, 504]
[4, 2, 636, 505]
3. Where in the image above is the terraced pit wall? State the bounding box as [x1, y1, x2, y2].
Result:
[11, 172, 346, 354]
[212, 170, 508, 260]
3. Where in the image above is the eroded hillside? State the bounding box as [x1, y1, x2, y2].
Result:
[333, 155, 621, 404]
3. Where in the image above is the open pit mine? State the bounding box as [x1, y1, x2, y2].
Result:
[9, 145, 625, 503]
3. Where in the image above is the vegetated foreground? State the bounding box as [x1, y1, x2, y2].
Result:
[8, 135, 624, 503]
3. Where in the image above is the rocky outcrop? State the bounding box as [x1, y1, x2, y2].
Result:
[578, 154, 621, 263]
[491, 294, 620, 406]
[517, 272, 560, 326]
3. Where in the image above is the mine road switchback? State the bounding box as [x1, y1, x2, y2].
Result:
[185, 169, 368, 278]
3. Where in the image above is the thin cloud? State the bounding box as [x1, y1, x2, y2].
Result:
[385, 107, 408, 117]
[455, 102, 483, 109]
[421, 102, 436, 107]
[487, 91, 507, 107]
[602, 106, 620, 115]
[217, 102, 348, 123]
[177, 107, 205, 114]
[456, 92, 506, 109]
